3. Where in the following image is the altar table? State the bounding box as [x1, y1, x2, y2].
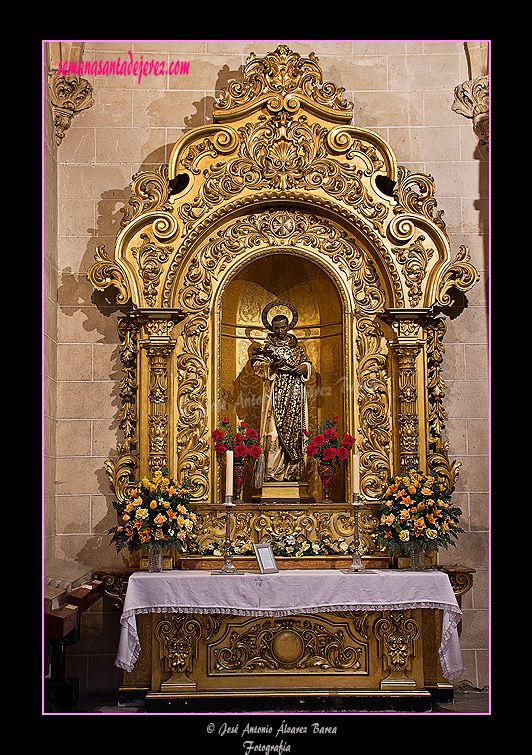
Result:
[116, 569, 465, 707]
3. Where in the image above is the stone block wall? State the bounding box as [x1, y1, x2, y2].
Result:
[43, 40, 489, 694]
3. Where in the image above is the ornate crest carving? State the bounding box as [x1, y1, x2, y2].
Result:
[215, 44, 353, 123]
[176, 111, 380, 228]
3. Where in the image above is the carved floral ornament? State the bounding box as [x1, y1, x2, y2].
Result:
[87, 44, 479, 504]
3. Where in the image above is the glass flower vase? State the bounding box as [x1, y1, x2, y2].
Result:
[318, 462, 336, 502]
[148, 544, 163, 572]
[410, 547, 426, 571]
[233, 459, 247, 501]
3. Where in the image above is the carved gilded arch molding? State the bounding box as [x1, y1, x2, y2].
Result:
[88, 44, 479, 507]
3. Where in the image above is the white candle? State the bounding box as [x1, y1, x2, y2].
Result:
[225, 450, 234, 497]
[352, 454, 360, 497]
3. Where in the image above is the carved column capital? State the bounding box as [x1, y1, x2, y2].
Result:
[380, 308, 432, 342]
[47, 71, 94, 146]
[135, 308, 187, 341]
[452, 75, 489, 152]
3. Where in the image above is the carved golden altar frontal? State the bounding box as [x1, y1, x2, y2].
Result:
[125, 608, 446, 711]
[87, 45, 479, 558]
[97, 562, 473, 709]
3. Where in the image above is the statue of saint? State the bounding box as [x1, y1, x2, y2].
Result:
[251, 301, 312, 487]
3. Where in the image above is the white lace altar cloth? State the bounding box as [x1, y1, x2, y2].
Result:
[115, 569, 466, 680]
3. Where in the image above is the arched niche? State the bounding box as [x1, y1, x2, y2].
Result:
[216, 250, 346, 503]
[165, 201, 398, 503]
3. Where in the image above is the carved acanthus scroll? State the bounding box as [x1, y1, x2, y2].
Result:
[210, 615, 367, 674]
[88, 246, 131, 305]
[436, 246, 480, 307]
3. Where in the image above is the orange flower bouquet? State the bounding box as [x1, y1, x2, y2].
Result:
[373, 467, 464, 556]
[109, 468, 198, 556]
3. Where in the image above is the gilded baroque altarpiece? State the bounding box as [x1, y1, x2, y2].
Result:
[88, 45, 478, 554]
[88, 46, 478, 704]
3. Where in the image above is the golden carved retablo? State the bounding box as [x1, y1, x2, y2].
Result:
[86, 44, 479, 567]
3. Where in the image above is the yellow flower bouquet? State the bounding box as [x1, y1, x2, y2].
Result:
[109, 469, 199, 555]
[372, 467, 464, 556]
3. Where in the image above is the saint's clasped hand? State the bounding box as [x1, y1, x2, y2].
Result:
[258, 347, 305, 375]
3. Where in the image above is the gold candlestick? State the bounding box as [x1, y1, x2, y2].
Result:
[341, 493, 375, 574]
[211, 495, 244, 575]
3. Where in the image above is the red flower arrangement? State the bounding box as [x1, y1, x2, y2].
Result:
[305, 417, 355, 465]
[212, 418, 262, 461]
